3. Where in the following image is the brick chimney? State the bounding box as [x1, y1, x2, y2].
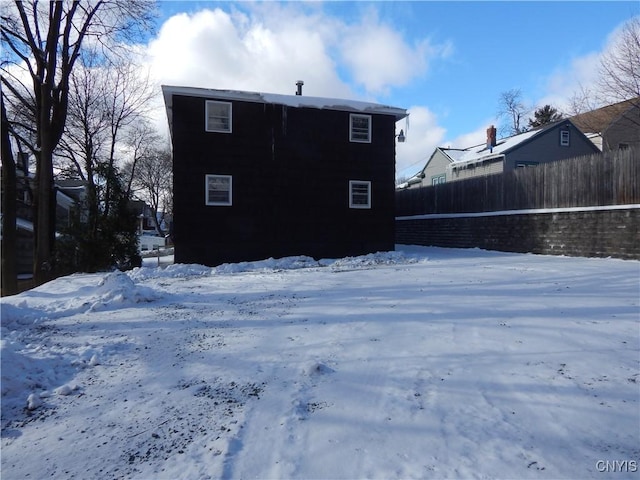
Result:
[486, 125, 497, 151]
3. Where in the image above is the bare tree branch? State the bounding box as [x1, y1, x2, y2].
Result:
[497, 88, 530, 136]
[0, 0, 156, 284]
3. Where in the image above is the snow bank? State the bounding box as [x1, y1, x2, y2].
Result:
[1, 271, 160, 331]
[214, 255, 321, 274]
[210, 250, 421, 274]
[129, 262, 212, 281]
[88, 271, 160, 312]
[325, 250, 421, 269]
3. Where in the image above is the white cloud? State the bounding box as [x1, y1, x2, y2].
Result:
[145, 4, 450, 99]
[339, 10, 450, 95]
[537, 52, 601, 114]
[146, 6, 349, 97]
[536, 17, 639, 113]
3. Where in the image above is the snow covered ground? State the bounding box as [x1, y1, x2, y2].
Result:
[1, 245, 639, 479]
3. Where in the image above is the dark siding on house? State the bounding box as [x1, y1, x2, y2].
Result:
[604, 105, 640, 151]
[171, 94, 396, 266]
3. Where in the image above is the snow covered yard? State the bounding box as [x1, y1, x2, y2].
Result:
[1, 245, 638, 479]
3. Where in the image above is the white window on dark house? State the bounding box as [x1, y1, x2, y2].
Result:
[350, 114, 371, 143]
[205, 100, 232, 133]
[349, 180, 371, 209]
[205, 174, 232, 206]
[560, 129, 570, 146]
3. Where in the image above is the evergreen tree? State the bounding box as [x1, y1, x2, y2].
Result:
[528, 105, 563, 129]
[56, 164, 141, 274]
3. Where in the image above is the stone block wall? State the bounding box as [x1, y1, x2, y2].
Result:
[396, 207, 639, 260]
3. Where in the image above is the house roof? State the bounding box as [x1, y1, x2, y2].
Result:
[450, 128, 542, 167]
[422, 124, 563, 172]
[56, 179, 86, 203]
[569, 98, 639, 134]
[439, 148, 469, 162]
[399, 119, 594, 189]
[446, 120, 596, 169]
[162, 85, 408, 136]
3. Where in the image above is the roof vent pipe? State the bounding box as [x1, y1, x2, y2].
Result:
[296, 80, 304, 96]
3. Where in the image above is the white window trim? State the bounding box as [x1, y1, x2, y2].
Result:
[432, 174, 446, 185]
[349, 180, 371, 209]
[205, 100, 232, 133]
[205, 174, 233, 206]
[349, 114, 371, 143]
[560, 129, 570, 146]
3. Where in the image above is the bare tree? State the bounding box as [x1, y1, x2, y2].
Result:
[57, 53, 156, 230]
[598, 16, 640, 106]
[566, 84, 600, 117]
[122, 124, 173, 236]
[569, 17, 640, 116]
[498, 88, 530, 136]
[0, 0, 155, 285]
[102, 61, 156, 217]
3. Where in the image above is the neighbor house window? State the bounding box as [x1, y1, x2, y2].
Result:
[205, 101, 232, 133]
[516, 161, 539, 168]
[349, 180, 371, 208]
[560, 129, 570, 146]
[350, 114, 371, 143]
[205, 175, 232, 206]
[431, 174, 446, 185]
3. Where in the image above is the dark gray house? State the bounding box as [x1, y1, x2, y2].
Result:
[162, 85, 408, 266]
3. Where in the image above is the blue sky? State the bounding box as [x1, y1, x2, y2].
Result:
[148, 1, 639, 178]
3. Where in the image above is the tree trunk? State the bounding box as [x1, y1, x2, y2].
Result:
[33, 82, 55, 286]
[33, 148, 55, 285]
[1, 96, 18, 296]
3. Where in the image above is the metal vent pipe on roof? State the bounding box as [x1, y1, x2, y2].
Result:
[296, 80, 304, 96]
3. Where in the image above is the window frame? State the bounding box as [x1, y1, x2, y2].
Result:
[205, 174, 233, 206]
[431, 174, 446, 185]
[205, 100, 232, 133]
[560, 129, 570, 147]
[349, 180, 372, 209]
[349, 114, 372, 143]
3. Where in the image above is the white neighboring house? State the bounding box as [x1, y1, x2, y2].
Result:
[397, 147, 466, 189]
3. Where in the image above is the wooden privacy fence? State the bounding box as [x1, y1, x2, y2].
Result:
[396, 147, 640, 216]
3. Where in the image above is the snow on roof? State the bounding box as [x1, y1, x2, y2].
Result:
[440, 148, 467, 162]
[162, 85, 408, 134]
[451, 128, 542, 167]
